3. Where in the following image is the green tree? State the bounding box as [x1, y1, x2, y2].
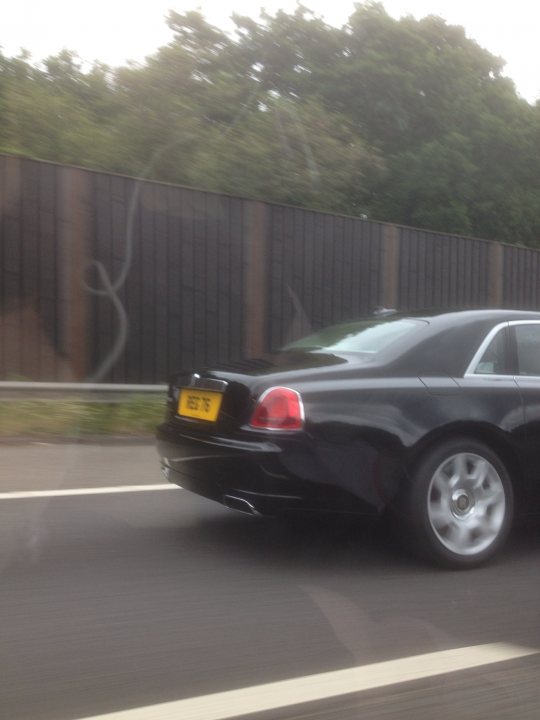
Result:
[186, 94, 382, 213]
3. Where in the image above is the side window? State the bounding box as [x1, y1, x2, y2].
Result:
[515, 324, 540, 377]
[474, 328, 507, 374]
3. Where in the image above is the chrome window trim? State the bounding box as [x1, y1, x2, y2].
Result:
[463, 374, 516, 381]
[463, 322, 510, 377]
[509, 320, 540, 380]
[464, 319, 540, 379]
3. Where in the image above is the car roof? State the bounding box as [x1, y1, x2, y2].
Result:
[404, 308, 540, 324]
[381, 309, 540, 376]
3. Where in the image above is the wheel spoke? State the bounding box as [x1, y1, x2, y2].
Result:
[447, 520, 470, 550]
[452, 453, 468, 483]
[476, 495, 505, 525]
[470, 458, 489, 490]
[477, 481, 504, 504]
[432, 469, 452, 502]
[429, 504, 449, 530]
[474, 513, 497, 538]
[454, 453, 467, 480]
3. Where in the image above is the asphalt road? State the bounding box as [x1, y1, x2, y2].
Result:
[1, 442, 540, 720]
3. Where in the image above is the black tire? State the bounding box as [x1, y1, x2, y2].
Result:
[403, 437, 514, 569]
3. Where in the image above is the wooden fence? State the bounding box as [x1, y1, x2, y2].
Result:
[0, 154, 537, 382]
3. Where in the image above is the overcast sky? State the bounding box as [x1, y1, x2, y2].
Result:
[1, 1, 538, 103]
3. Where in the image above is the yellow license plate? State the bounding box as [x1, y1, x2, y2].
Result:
[178, 389, 223, 422]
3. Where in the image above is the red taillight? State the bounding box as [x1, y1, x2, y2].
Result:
[249, 387, 304, 431]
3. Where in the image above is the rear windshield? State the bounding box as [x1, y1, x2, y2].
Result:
[285, 318, 425, 354]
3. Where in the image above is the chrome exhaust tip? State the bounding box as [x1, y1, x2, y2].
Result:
[223, 494, 260, 516]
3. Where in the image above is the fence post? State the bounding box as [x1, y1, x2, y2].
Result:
[381, 223, 400, 310]
[0, 156, 22, 379]
[57, 167, 90, 380]
[487, 241, 504, 307]
[244, 201, 268, 357]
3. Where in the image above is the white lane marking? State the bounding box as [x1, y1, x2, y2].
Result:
[0, 484, 178, 500]
[76, 642, 537, 720]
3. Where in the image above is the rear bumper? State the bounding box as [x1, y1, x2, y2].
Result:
[156, 422, 384, 516]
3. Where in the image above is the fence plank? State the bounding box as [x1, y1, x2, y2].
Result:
[244, 201, 268, 357]
[381, 224, 399, 310]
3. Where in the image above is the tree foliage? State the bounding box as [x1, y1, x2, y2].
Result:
[1, 2, 539, 245]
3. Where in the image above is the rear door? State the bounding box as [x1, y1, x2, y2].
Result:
[511, 320, 540, 509]
[462, 323, 523, 439]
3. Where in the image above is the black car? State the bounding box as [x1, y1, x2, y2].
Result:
[156, 309, 540, 568]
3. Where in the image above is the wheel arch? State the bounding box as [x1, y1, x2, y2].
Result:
[404, 422, 525, 504]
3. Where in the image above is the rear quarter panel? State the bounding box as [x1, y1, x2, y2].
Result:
[291, 375, 527, 509]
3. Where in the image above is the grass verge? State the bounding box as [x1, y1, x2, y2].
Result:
[0, 395, 166, 438]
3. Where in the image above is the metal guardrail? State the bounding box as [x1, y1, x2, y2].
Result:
[0, 382, 167, 401]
